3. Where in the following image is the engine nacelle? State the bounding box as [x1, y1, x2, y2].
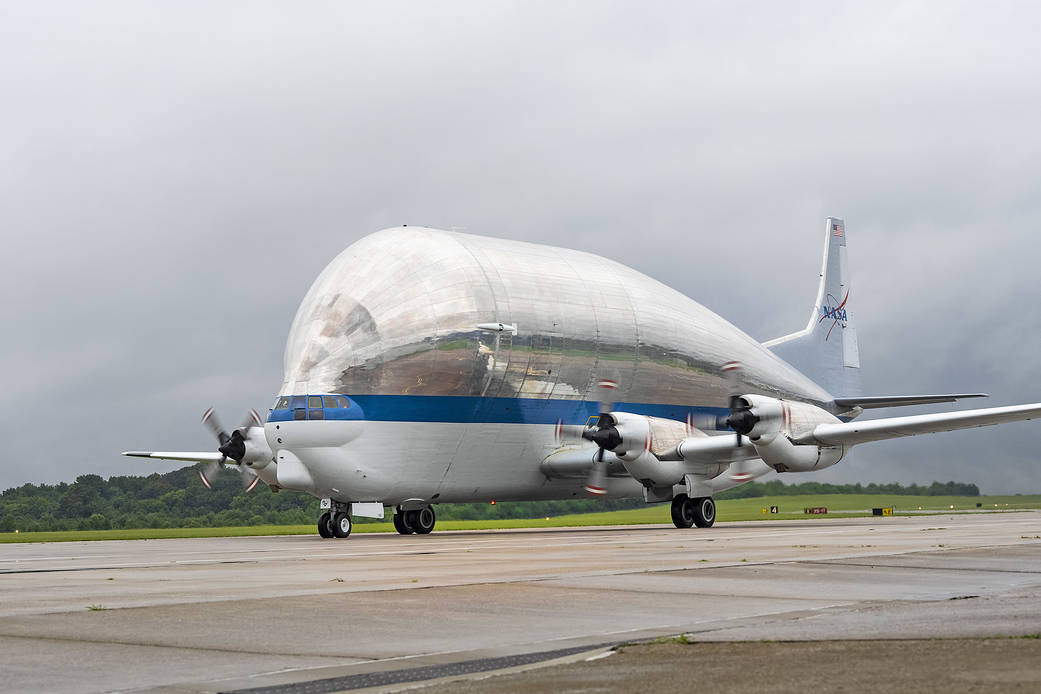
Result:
[593, 412, 690, 486]
[241, 426, 274, 468]
[607, 412, 691, 460]
[753, 435, 845, 473]
[737, 394, 846, 473]
[609, 412, 653, 459]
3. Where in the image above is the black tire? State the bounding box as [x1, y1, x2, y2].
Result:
[317, 512, 333, 538]
[692, 497, 716, 528]
[332, 512, 352, 538]
[671, 494, 694, 528]
[409, 506, 436, 535]
[393, 511, 414, 535]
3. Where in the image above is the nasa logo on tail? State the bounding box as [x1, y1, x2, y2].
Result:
[819, 290, 849, 341]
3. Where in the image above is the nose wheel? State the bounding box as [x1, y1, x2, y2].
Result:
[331, 512, 352, 537]
[317, 504, 353, 538]
[317, 512, 333, 538]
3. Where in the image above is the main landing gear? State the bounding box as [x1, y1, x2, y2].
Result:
[671, 494, 715, 528]
[392, 505, 436, 535]
[317, 502, 353, 539]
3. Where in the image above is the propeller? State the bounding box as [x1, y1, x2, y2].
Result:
[721, 361, 757, 482]
[580, 379, 620, 496]
[198, 408, 263, 492]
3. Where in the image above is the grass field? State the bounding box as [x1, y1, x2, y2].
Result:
[2, 494, 1039, 543]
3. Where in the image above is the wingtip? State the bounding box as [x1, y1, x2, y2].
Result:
[122, 451, 151, 457]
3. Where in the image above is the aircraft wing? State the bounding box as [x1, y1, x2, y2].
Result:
[123, 451, 225, 463]
[793, 403, 1041, 447]
[833, 393, 988, 409]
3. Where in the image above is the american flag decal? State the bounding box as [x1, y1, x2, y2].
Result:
[832, 223, 844, 237]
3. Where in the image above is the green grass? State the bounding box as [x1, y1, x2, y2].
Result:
[2, 494, 1038, 543]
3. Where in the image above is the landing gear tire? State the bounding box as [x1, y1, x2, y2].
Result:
[317, 512, 333, 538]
[393, 511, 414, 535]
[692, 496, 716, 528]
[406, 506, 436, 535]
[671, 494, 695, 529]
[332, 512, 352, 538]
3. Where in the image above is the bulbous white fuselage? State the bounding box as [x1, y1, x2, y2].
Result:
[264, 227, 838, 507]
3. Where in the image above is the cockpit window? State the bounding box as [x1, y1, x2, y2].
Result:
[322, 395, 339, 408]
[307, 396, 323, 409]
[275, 396, 291, 410]
[335, 395, 350, 408]
[291, 395, 306, 410]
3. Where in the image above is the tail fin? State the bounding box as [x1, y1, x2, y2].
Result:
[763, 216, 861, 396]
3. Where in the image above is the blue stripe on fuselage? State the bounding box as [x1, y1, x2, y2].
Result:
[267, 394, 729, 427]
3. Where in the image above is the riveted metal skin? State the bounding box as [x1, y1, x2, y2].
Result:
[280, 227, 829, 406]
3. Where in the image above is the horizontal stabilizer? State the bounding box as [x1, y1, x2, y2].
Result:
[834, 394, 988, 410]
[123, 451, 226, 463]
[793, 402, 1041, 447]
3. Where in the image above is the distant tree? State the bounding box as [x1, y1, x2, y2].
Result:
[0, 465, 985, 532]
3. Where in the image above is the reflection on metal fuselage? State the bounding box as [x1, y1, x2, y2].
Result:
[268, 227, 833, 506]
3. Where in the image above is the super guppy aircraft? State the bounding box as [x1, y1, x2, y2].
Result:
[126, 219, 1041, 538]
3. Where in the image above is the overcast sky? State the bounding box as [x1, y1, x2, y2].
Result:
[4, 1, 1040, 494]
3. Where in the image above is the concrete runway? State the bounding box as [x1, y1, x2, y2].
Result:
[1, 512, 1040, 693]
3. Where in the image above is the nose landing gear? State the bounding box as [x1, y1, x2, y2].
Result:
[317, 502, 353, 539]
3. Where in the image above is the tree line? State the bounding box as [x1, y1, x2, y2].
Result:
[0, 465, 979, 533]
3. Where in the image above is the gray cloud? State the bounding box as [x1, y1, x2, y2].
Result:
[4, 1, 1040, 493]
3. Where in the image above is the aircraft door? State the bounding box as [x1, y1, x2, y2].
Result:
[521, 332, 563, 398]
[477, 330, 512, 399]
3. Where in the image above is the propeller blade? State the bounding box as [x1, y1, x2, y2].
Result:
[239, 466, 260, 492]
[722, 361, 744, 411]
[595, 379, 617, 426]
[199, 459, 222, 490]
[202, 408, 231, 446]
[240, 408, 263, 430]
[555, 420, 589, 446]
[583, 456, 608, 496]
[727, 442, 756, 482]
